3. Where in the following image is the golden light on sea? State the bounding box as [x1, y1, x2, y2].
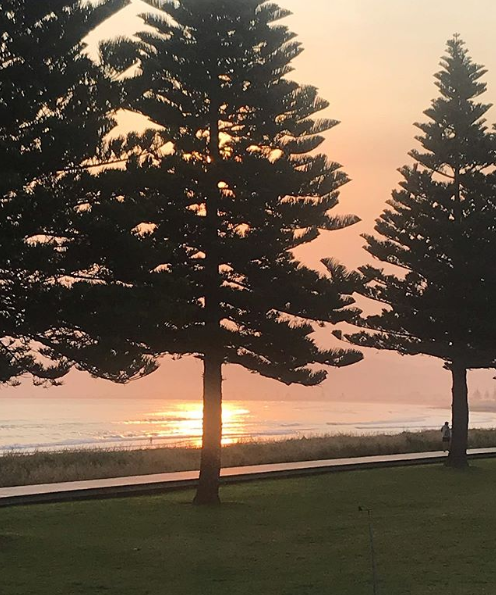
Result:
[124, 402, 251, 447]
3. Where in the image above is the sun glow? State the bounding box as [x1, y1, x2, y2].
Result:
[125, 401, 251, 447]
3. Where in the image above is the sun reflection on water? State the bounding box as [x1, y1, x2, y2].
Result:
[124, 402, 251, 447]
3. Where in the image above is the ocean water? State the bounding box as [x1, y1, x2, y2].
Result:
[1, 397, 496, 453]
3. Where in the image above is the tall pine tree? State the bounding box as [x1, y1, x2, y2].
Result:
[343, 36, 496, 468]
[97, 0, 363, 504]
[0, 0, 157, 384]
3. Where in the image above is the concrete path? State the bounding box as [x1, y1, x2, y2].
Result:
[2, 447, 496, 507]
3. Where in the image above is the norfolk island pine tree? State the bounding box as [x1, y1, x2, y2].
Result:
[93, 0, 364, 504]
[0, 0, 159, 385]
[339, 36, 496, 468]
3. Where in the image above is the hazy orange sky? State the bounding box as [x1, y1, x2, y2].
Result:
[5, 0, 496, 405]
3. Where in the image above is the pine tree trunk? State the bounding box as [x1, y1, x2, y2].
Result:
[446, 363, 469, 468]
[193, 353, 223, 505]
[445, 158, 470, 468]
[193, 91, 223, 505]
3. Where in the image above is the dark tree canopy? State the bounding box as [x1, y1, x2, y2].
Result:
[0, 0, 157, 384]
[90, 0, 363, 502]
[343, 36, 496, 466]
[0, 0, 127, 185]
[99, 0, 363, 382]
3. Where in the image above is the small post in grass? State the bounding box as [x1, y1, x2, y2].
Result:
[358, 506, 378, 595]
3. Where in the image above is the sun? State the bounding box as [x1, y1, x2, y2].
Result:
[140, 402, 252, 447]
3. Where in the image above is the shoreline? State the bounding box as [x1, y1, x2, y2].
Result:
[4, 398, 496, 455]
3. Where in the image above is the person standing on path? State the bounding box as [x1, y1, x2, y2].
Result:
[441, 422, 451, 452]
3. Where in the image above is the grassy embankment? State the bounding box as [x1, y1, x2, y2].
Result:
[2, 428, 496, 487]
[3, 460, 496, 594]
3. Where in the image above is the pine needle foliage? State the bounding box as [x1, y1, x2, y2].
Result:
[0, 0, 157, 385]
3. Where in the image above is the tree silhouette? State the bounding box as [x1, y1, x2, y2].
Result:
[342, 36, 496, 468]
[95, 0, 363, 504]
[0, 0, 157, 384]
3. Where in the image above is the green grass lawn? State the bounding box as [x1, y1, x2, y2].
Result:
[2, 461, 496, 595]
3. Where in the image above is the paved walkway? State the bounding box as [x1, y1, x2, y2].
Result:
[2, 447, 496, 507]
